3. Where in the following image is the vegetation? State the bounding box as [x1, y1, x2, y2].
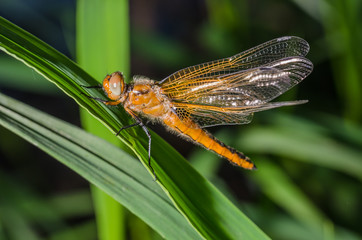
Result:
[0, 0, 361, 239]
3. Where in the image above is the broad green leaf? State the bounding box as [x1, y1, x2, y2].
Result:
[0, 92, 200, 239]
[0, 16, 269, 239]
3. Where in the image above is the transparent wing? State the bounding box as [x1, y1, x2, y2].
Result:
[159, 36, 310, 95]
[173, 100, 307, 128]
[182, 56, 313, 107]
[169, 56, 312, 127]
[159, 36, 313, 127]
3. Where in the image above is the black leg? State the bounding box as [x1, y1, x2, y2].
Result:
[80, 85, 102, 89]
[140, 122, 156, 181]
[80, 93, 109, 104]
[130, 115, 156, 180]
[115, 122, 140, 136]
[118, 115, 156, 181]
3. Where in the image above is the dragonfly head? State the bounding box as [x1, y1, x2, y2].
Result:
[103, 71, 126, 100]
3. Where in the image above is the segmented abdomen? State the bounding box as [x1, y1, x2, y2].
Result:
[162, 112, 256, 170]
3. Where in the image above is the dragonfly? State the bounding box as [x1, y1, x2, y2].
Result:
[84, 36, 313, 179]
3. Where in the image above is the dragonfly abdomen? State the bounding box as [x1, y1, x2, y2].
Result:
[163, 112, 256, 170]
[199, 131, 256, 170]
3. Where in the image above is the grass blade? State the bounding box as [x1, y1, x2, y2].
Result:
[0, 92, 201, 239]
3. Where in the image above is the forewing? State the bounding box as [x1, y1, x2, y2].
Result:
[159, 36, 310, 99]
[186, 56, 313, 107]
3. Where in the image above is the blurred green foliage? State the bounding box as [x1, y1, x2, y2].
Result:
[0, 0, 361, 239]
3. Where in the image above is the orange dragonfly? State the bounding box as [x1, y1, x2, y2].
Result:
[85, 36, 313, 178]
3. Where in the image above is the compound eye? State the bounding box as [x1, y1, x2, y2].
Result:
[109, 72, 123, 96]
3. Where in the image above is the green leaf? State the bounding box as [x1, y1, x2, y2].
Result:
[0, 16, 269, 239]
[0, 92, 200, 239]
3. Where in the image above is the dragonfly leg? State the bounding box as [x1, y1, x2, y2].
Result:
[80, 85, 115, 104]
[81, 92, 121, 105]
[80, 85, 102, 89]
[115, 122, 140, 136]
[127, 113, 156, 181]
[80, 93, 108, 104]
[140, 122, 155, 181]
